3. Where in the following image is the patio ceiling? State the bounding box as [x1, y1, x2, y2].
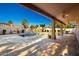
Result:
[19, 3, 79, 25]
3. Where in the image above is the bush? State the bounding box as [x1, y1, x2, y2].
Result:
[22, 30, 24, 33]
[3, 29, 6, 34]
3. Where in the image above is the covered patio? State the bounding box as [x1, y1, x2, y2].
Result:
[18, 3, 79, 55]
[0, 3, 79, 56]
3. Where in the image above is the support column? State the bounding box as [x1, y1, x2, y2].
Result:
[60, 23, 63, 36]
[51, 19, 56, 40]
[63, 24, 66, 34]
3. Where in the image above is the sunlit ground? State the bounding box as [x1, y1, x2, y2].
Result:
[0, 34, 54, 56]
[0, 33, 78, 56]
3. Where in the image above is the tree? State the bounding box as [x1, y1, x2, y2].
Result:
[49, 22, 61, 28]
[66, 22, 75, 28]
[40, 24, 45, 32]
[40, 24, 45, 28]
[30, 25, 35, 31]
[35, 25, 39, 28]
[21, 19, 28, 29]
[49, 22, 53, 28]
[55, 21, 61, 28]
[30, 25, 35, 29]
[7, 20, 13, 34]
[8, 20, 13, 25]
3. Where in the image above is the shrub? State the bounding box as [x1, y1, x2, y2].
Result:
[3, 29, 6, 35]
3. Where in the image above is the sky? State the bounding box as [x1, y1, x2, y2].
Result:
[0, 3, 51, 26]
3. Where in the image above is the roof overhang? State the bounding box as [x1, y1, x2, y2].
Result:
[19, 3, 79, 25]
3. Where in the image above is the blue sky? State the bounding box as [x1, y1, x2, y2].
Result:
[0, 3, 51, 26]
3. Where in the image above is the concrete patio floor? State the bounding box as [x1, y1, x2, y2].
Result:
[0, 34, 78, 56]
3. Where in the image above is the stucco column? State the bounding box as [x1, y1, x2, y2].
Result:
[60, 23, 63, 36]
[51, 19, 56, 40]
[63, 24, 66, 34]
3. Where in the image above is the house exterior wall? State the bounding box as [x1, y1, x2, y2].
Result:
[0, 23, 24, 34]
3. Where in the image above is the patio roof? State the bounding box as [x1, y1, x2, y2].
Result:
[19, 3, 79, 25]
